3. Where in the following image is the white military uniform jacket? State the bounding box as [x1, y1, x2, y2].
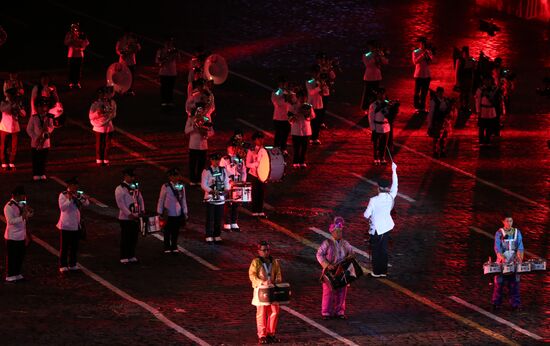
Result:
[363, 169, 398, 235]
[4, 199, 27, 241]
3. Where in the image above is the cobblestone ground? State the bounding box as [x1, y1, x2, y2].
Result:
[0, 1, 549, 345]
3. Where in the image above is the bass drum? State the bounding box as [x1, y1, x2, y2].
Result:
[257, 147, 285, 183]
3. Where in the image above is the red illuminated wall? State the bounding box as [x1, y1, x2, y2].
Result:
[476, 0, 550, 20]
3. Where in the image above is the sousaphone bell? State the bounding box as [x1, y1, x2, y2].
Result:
[106, 62, 132, 94]
[203, 54, 228, 85]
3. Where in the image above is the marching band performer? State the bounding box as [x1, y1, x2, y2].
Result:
[427, 87, 455, 158]
[246, 132, 268, 218]
[155, 37, 180, 108]
[306, 66, 326, 145]
[316, 52, 337, 114]
[157, 168, 188, 253]
[363, 161, 398, 277]
[4, 185, 32, 282]
[64, 22, 89, 89]
[0, 88, 26, 170]
[491, 215, 524, 311]
[289, 90, 315, 168]
[26, 97, 55, 181]
[412, 36, 433, 114]
[475, 76, 499, 146]
[116, 32, 141, 95]
[249, 240, 283, 344]
[185, 88, 215, 185]
[89, 86, 116, 166]
[30, 73, 61, 117]
[220, 140, 247, 232]
[368, 88, 391, 165]
[56, 177, 89, 272]
[201, 153, 230, 244]
[361, 41, 388, 113]
[454, 46, 476, 113]
[271, 77, 292, 155]
[115, 168, 145, 264]
[3, 71, 25, 98]
[316, 218, 354, 320]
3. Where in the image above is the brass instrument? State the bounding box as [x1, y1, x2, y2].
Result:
[106, 62, 132, 94]
[35, 115, 53, 150]
[98, 100, 116, 127]
[204, 54, 228, 85]
[19, 201, 34, 220]
[288, 103, 313, 123]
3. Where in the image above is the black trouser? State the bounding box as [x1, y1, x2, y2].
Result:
[322, 95, 330, 111]
[370, 231, 389, 275]
[68, 57, 83, 85]
[414, 77, 431, 111]
[206, 203, 224, 238]
[164, 216, 183, 251]
[362, 80, 380, 110]
[372, 132, 389, 161]
[160, 76, 176, 104]
[119, 220, 139, 259]
[95, 132, 111, 161]
[59, 230, 79, 267]
[1, 132, 18, 165]
[292, 135, 309, 164]
[5, 240, 25, 278]
[479, 118, 497, 144]
[189, 149, 207, 183]
[273, 120, 290, 151]
[224, 202, 239, 224]
[311, 108, 325, 141]
[31, 148, 49, 176]
[249, 175, 265, 213]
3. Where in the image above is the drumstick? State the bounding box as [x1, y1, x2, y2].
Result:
[385, 146, 394, 163]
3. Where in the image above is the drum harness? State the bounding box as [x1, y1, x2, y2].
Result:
[207, 166, 226, 202]
[166, 182, 185, 215]
[121, 182, 141, 215]
[499, 227, 518, 261]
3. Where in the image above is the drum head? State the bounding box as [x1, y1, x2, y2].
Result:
[257, 151, 271, 183]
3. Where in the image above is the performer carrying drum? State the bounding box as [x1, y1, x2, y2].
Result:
[492, 214, 524, 311]
[248, 241, 283, 344]
[246, 132, 268, 218]
[201, 153, 230, 244]
[220, 139, 247, 232]
[316, 217, 354, 320]
[156, 168, 188, 253]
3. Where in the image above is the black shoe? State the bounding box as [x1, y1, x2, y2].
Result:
[337, 315, 348, 320]
[267, 335, 280, 343]
[439, 151, 447, 158]
[322, 315, 331, 320]
[491, 304, 500, 312]
[433, 151, 439, 158]
[258, 336, 268, 344]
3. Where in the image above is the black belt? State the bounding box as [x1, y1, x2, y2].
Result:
[374, 121, 388, 124]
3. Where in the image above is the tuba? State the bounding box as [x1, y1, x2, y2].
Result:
[203, 54, 228, 85]
[106, 62, 132, 94]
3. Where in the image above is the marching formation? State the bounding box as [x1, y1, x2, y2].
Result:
[1, 20, 541, 345]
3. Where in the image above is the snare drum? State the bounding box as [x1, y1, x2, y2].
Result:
[528, 258, 547, 271]
[516, 262, 531, 273]
[257, 147, 285, 183]
[257, 283, 291, 305]
[140, 215, 162, 236]
[230, 182, 252, 203]
[502, 263, 515, 275]
[483, 262, 502, 275]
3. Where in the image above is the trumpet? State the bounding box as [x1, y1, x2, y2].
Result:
[35, 115, 53, 150]
[19, 201, 34, 220]
[288, 103, 313, 123]
[99, 101, 116, 127]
